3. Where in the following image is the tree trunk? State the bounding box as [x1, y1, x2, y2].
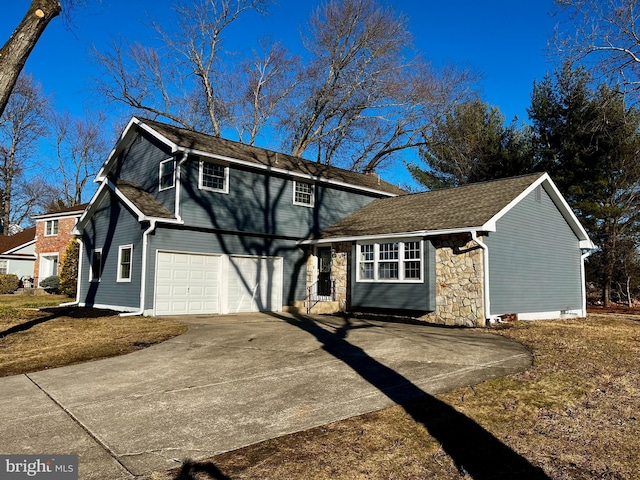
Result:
[0, 0, 61, 118]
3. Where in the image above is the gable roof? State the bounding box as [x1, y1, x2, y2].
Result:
[31, 203, 89, 220]
[98, 117, 405, 197]
[309, 173, 595, 249]
[0, 226, 36, 254]
[115, 180, 174, 219]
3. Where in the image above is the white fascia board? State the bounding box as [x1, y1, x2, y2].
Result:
[108, 180, 183, 225]
[5, 240, 36, 254]
[178, 146, 399, 198]
[299, 226, 488, 245]
[486, 173, 595, 249]
[96, 117, 181, 182]
[0, 254, 36, 260]
[32, 210, 84, 221]
[72, 181, 110, 235]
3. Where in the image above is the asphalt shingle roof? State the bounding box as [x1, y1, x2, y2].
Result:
[138, 118, 406, 196]
[116, 180, 175, 219]
[317, 173, 546, 239]
[0, 227, 36, 254]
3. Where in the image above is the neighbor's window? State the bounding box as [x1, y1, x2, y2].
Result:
[357, 240, 423, 282]
[159, 158, 175, 190]
[90, 249, 102, 282]
[117, 245, 133, 282]
[199, 161, 228, 193]
[0, 260, 7, 275]
[293, 181, 314, 207]
[45, 219, 58, 236]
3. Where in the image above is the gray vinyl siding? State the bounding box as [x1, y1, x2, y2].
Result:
[179, 159, 380, 238]
[79, 190, 144, 309]
[144, 226, 307, 310]
[486, 186, 583, 315]
[110, 133, 177, 216]
[351, 239, 436, 311]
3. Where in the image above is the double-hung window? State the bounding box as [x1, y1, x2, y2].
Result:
[159, 159, 175, 190]
[357, 240, 423, 282]
[199, 161, 228, 193]
[293, 181, 314, 207]
[117, 245, 133, 282]
[45, 219, 58, 236]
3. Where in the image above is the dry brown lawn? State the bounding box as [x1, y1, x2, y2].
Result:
[0, 295, 187, 377]
[155, 313, 640, 480]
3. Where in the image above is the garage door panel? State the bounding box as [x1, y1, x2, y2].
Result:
[228, 256, 282, 313]
[156, 252, 220, 316]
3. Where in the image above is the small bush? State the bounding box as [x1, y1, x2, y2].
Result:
[0, 274, 19, 294]
[40, 275, 60, 293]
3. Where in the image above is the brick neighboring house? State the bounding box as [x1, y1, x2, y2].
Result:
[32, 204, 88, 285]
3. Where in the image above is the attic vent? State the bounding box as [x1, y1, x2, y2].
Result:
[535, 185, 542, 203]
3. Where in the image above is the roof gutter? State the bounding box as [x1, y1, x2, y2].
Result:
[121, 220, 157, 317]
[580, 248, 594, 317]
[299, 226, 494, 245]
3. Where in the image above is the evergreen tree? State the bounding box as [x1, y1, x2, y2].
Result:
[59, 239, 79, 298]
[407, 99, 534, 190]
[529, 64, 640, 305]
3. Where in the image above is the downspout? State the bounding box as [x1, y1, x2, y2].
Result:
[580, 249, 593, 318]
[60, 238, 82, 307]
[471, 231, 497, 325]
[121, 220, 157, 317]
[174, 151, 188, 222]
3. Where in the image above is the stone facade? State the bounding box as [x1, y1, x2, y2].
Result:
[420, 234, 486, 327]
[303, 235, 486, 326]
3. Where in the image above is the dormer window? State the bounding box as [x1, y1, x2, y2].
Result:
[293, 180, 314, 207]
[159, 158, 175, 191]
[45, 219, 58, 236]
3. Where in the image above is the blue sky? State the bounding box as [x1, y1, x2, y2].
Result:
[2, 0, 562, 186]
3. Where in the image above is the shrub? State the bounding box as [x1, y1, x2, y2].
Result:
[0, 274, 19, 294]
[59, 240, 79, 297]
[40, 275, 60, 293]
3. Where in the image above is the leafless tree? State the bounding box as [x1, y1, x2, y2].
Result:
[0, 0, 66, 118]
[0, 75, 50, 233]
[12, 176, 60, 227]
[93, 0, 271, 135]
[51, 110, 108, 206]
[277, 0, 476, 170]
[554, 0, 640, 101]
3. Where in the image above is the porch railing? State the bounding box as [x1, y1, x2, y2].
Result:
[306, 279, 336, 313]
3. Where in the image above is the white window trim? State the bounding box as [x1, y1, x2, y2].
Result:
[198, 160, 229, 194]
[117, 244, 133, 283]
[44, 219, 59, 237]
[293, 180, 315, 207]
[159, 158, 175, 191]
[356, 239, 424, 283]
[90, 248, 103, 283]
[0, 259, 8, 275]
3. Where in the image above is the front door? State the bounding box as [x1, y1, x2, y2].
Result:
[317, 247, 332, 297]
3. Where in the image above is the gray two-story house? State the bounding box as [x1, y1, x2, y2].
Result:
[74, 117, 595, 326]
[73, 117, 404, 317]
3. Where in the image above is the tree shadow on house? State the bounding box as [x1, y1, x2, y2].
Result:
[264, 311, 550, 480]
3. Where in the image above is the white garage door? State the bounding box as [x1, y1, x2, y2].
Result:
[228, 256, 283, 313]
[155, 252, 221, 315]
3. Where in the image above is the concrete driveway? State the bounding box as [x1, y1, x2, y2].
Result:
[0, 312, 531, 479]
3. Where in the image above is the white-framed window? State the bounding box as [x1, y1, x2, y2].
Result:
[0, 260, 7, 275]
[293, 180, 314, 207]
[159, 158, 175, 191]
[90, 249, 102, 282]
[45, 219, 58, 236]
[356, 239, 423, 283]
[117, 245, 133, 282]
[199, 161, 229, 193]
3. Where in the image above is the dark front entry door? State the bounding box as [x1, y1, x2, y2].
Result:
[317, 247, 332, 297]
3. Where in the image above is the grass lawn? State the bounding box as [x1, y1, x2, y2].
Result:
[0, 294, 187, 377]
[2, 295, 638, 479]
[154, 312, 640, 480]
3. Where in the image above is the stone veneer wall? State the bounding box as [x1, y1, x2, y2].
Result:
[421, 234, 486, 327]
[331, 242, 351, 311]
